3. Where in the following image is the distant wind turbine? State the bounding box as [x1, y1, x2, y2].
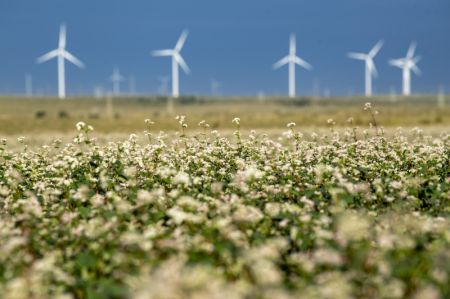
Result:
[129, 75, 136, 95]
[110, 68, 124, 95]
[210, 78, 222, 96]
[437, 85, 445, 108]
[152, 30, 191, 98]
[36, 24, 85, 99]
[94, 85, 104, 99]
[389, 42, 421, 96]
[25, 74, 33, 97]
[348, 40, 384, 97]
[273, 34, 312, 98]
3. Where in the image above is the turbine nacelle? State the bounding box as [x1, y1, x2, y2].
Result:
[110, 68, 125, 82]
[273, 33, 312, 98]
[152, 30, 190, 74]
[110, 68, 124, 95]
[151, 30, 191, 98]
[347, 40, 383, 96]
[273, 34, 312, 71]
[389, 42, 422, 96]
[347, 40, 383, 78]
[36, 24, 84, 99]
[389, 42, 421, 76]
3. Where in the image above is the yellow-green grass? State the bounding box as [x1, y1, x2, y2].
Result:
[0, 95, 448, 134]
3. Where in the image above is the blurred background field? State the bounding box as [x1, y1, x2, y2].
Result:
[0, 95, 448, 135]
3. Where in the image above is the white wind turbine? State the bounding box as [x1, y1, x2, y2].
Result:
[389, 42, 421, 96]
[273, 34, 312, 98]
[25, 74, 33, 97]
[37, 24, 85, 99]
[210, 78, 222, 96]
[110, 68, 124, 95]
[348, 40, 384, 97]
[152, 30, 190, 98]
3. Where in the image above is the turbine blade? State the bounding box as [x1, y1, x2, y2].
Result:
[369, 40, 384, 58]
[407, 41, 417, 59]
[368, 60, 378, 78]
[175, 53, 190, 74]
[36, 49, 59, 63]
[273, 56, 289, 69]
[290, 33, 296, 55]
[175, 30, 189, 51]
[62, 50, 85, 68]
[294, 56, 312, 70]
[413, 55, 421, 64]
[59, 24, 66, 49]
[110, 75, 124, 81]
[389, 58, 405, 68]
[152, 49, 173, 57]
[372, 65, 378, 78]
[347, 52, 367, 60]
[411, 64, 421, 76]
[110, 68, 124, 81]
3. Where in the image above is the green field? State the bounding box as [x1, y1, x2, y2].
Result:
[0, 95, 449, 298]
[0, 119, 449, 298]
[0, 95, 448, 135]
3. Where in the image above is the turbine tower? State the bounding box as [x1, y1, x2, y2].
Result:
[37, 24, 85, 99]
[25, 74, 33, 97]
[273, 34, 312, 98]
[348, 40, 383, 97]
[110, 68, 124, 95]
[129, 75, 136, 95]
[210, 78, 222, 96]
[389, 42, 421, 96]
[158, 76, 170, 96]
[152, 30, 190, 98]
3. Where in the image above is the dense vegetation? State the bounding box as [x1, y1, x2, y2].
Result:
[0, 111, 449, 298]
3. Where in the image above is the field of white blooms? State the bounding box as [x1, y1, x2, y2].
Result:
[0, 110, 449, 299]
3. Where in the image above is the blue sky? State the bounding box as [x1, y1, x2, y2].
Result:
[0, 0, 449, 96]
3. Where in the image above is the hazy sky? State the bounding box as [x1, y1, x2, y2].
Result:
[0, 0, 449, 96]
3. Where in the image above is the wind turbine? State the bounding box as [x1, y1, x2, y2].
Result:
[389, 42, 421, 96]
[129, 75, 136, 95]
[152, 30, 190, 98]
[36, 24, 85, 99]
[25, 74, 33, 97]
[273, 34, 312, 98]
[210, 78, 222, 96]
[348, 40, 383, 97]
[110, 68, 124, 95]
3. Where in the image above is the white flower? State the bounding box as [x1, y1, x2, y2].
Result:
[313, 248, 343, 266]
[233, 205, 264, 224]
[173, 171, 190, 186]
[144, 118, 155, 125]
[336, 212, 370, 243]
[265, 202, 281, 217]
[241, 165, 264, 182]
[76, 121, 86, 131]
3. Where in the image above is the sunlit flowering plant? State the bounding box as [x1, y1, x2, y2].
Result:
[0, 110, 449, 299]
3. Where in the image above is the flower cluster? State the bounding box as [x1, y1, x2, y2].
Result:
[0, 121, 449, 299]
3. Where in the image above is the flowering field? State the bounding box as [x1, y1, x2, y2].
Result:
[0, 112, 449, 298]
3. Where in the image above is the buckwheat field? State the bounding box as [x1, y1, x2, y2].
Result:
[0, 104, 449, 299]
